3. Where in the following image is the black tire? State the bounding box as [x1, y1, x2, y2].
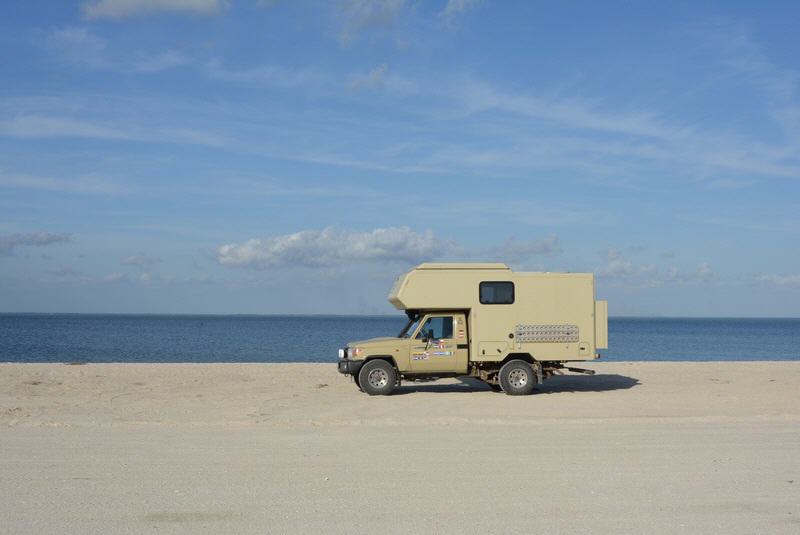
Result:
[357, 360, 397, 396]
[353, 373, 363, 391]
[498, 360, 536, 396]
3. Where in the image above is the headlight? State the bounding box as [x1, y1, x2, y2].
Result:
[338, 348, 345, 359]
[350, 347, 363, 357]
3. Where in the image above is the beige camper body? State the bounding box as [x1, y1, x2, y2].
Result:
[389, 263, 607, 363]
[337, 263, 608, 395]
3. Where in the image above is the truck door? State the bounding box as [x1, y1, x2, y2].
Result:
[410, 313, 468, 374]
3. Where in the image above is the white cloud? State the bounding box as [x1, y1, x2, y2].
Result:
[337, 0, 408, 45]
[0, 232, 72, 256]
[82, 0, 228, 19]
[757, 273, 800, 287]
[440, 0, 481, 26]
[217, 226, 447, 268]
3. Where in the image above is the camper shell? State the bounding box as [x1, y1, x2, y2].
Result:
[337, 263, 608, 395]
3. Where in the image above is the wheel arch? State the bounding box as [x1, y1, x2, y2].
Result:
[364, 355, 398, 368]
[502, 352, 537, 366]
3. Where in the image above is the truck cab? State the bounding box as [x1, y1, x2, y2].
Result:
[337, 263, 608, 396]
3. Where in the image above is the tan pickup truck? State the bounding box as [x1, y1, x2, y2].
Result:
[337, 263, 607, 395]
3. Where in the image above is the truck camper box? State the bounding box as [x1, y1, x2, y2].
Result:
[389, 263, 607, 362]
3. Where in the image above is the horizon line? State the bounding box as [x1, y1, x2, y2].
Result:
[1, 312, 799, 320]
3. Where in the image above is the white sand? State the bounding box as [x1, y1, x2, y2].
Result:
[1, 362, 799, 534]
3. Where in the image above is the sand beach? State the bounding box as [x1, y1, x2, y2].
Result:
[1, 361, 799, 534]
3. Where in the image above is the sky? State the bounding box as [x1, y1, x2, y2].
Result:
[1, 0, 799, 316]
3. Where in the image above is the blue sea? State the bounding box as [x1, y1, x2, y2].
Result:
[0, 314, 798, 363]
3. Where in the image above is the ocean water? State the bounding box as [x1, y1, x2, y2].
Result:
[0, 314, 798, 363]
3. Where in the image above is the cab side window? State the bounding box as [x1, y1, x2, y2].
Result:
[416, 316, 454, 340]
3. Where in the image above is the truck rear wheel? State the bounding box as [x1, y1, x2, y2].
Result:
[358, 360, 397, 396]
[499, 360, 536, 396]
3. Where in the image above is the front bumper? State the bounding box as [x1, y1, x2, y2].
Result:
[337, 358, 364, 376]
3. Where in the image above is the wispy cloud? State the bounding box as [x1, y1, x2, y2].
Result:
[597, 259, 657, 280]
[45, 26, 108, 68]
[204, 177, 383, 199]
[44, 26, 190, 75]
[0, 115, 131, 140]
[490, 235, 561, 263]
[0, 170, 129, 195]
[702, 19, 800, 142]
[23, 17, 800, 189]
[456, 78, 680, 139]
[757, 273, 800, 287]
[594, 257, 720, 288]
[217, 226, 448, 268]
[0, 113, 230, 148]
[123, 252, 162, 268]
[350, 63, 389, 89]
[596, 248, 717, 287]
[82, 0, 228, 20]
[0, 232, 72, 256]
[418, 77, 800, 181]
[204, 60, 326, 89]
[665, 262, 718, 284]
[132, 49, 188, 73]
[103, 272, 128, 282]
[439, 0, 481, 27]
[599, 247, 623, 261]
[336, 0, 409, 45]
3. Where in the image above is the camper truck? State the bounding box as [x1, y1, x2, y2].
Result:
[337, 263, 608, 395]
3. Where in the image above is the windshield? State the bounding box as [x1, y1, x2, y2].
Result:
[399, 316, 420, 338]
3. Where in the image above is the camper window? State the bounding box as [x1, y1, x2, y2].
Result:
[479, 281, 515, 304]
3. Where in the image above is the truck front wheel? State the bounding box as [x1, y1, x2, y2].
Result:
[358, 360, 397, 396]
[499, 360, 536, 396]
[353, 373, 363, 391]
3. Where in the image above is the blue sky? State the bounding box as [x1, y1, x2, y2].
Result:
[1, 0, 799, 316]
